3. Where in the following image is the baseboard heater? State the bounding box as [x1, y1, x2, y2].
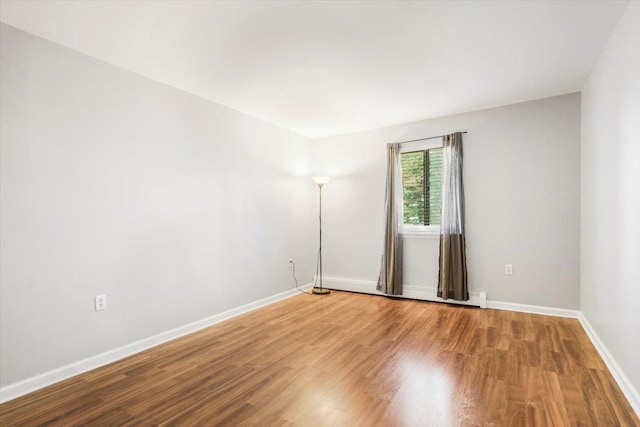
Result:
[323, 277, 487, 308]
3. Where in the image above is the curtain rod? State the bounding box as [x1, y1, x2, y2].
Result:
[396, 131, 467, 145]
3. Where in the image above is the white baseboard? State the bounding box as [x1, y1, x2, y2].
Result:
[578, 313, 640, 418]
[0, 283, 314, 404]
[3, 280, 638, 421]
[486, 300, 580, 318]
[322, 277, 487, 308]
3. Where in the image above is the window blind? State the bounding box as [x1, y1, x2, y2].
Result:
[401, 147, 443, 226]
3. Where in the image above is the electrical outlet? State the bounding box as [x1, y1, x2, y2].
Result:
[95, 294, 107, 311]
[505, 264, 513, 275]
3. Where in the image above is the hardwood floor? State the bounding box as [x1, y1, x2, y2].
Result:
[1, 291, 638, 426]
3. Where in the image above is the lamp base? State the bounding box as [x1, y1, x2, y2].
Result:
[312, 287, 331, 295]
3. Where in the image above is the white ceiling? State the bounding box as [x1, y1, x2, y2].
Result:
[0, 1, 629, 138]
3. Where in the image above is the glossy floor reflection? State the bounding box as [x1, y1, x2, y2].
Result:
[0, 291, 638, 426]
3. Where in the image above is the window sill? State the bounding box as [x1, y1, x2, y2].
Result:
[402, 232, 440, 239]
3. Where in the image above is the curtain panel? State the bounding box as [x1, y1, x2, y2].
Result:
[438, 132, 469, 301]
[377, 143, 403, 295]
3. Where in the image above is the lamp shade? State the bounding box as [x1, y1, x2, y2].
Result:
[312, 176, 330, 186]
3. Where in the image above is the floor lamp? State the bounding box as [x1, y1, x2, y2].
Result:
[312, 176, 330, 295]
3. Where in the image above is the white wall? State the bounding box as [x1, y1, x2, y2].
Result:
[0, 24, 315, 387]
[581, 1, 640, 396]
[313, 93, 581, 309]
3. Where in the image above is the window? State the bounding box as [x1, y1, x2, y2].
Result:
[401, 144, 443, 233]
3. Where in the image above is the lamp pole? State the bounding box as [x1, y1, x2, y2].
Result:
[312, 177, 330, 295]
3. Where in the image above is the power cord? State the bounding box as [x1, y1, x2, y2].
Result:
[290, 259, 313, 295]
[290, 247, 322, 295]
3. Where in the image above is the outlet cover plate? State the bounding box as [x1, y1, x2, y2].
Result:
[95, 294, 107, 311]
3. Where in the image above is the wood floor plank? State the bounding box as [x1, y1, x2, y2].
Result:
[0, 291, 638, 426]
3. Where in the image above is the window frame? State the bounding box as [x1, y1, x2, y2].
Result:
[400, 138, 443, 236]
